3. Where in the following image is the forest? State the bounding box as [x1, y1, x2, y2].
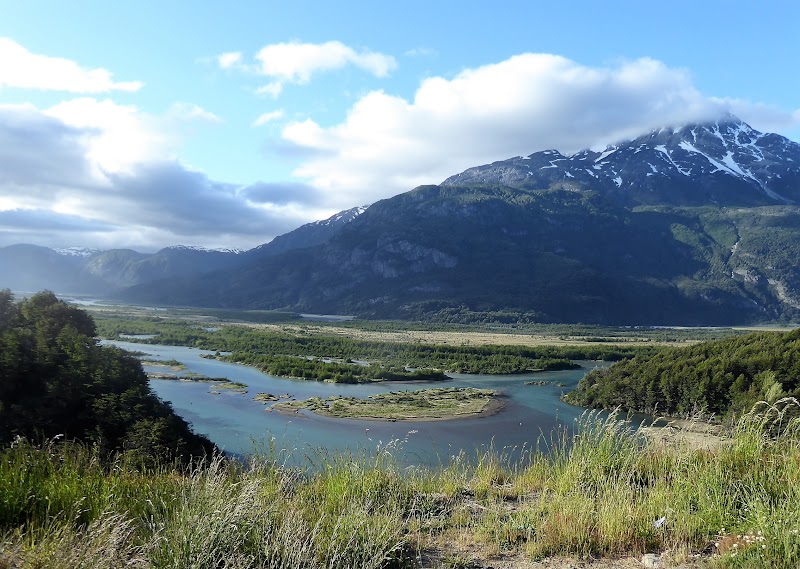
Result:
[565, 328, 800, 419]
[0, 290, 213, 462]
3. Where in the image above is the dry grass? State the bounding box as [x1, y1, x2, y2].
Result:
[246, 322, 684, 349]
[3, 402, 800, 568]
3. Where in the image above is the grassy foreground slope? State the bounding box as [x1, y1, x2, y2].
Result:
[3, 407, 800, 568]
[565, 329, 800, 420]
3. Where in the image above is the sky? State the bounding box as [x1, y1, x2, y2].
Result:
[0, 1, 798, 252]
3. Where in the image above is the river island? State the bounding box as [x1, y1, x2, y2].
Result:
[271, 386, 501, 421]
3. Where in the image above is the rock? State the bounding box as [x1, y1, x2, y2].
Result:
[642, 553, 662, 568]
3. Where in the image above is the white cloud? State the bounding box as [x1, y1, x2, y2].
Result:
[404, 47, 437, 57]
[0, 103, 310, 250]
[45, 97, 170, 176]
[166, 102, 223, 123]
[253, 110, 285, 127]
[250, 40, 396, 96]
[0, 37, 142, 93]
[217, 51, 243, 69]
[256, 81, 283, 98]
[711, 97, 800, 135]
[279, 54, 768, 209]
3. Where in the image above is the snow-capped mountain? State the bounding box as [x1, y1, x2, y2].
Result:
[163, 245, 244, 254]
[122, 115, 800, 324]
[246, 205, 370, 259]
[442, 114, 800, 206]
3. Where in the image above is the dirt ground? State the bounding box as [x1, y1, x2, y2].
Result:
[416, 546, 711, 568]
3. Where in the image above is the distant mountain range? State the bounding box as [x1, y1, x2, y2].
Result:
[0, 206, 367, 295]
[4, 115, 800, 325]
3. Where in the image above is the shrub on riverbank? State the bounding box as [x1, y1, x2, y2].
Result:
[3, 402, 800, 568]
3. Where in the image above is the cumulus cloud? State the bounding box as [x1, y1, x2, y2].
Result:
[0, 104, 316, 250]
[245, 40, 396, 97]
[256, 40, 396, 82]
[0, 104, 97, 188]
[280, 54, 746, 209]
[44, 97, 171, 176]
[0, 37, 142, 93]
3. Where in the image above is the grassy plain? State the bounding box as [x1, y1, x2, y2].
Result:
[83, 300, 746, 350]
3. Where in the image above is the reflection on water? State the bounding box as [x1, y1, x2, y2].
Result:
[106, 340, 611, 467]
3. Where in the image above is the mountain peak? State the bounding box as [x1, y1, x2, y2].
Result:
[442, 117, 800, 207]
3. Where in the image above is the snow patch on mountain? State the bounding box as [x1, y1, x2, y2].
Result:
[54, 247, 100, 258]
[165, 245, 244, 254]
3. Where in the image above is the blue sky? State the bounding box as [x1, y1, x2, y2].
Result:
[1, 1, 798, 251]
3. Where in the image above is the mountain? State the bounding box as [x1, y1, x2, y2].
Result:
[243, 205, 369, 260]
[0, 244, 245, 294]
[83, 246, 245, 289]
[121, 115, 800, 325]
[0, 244, 109, 294]
[0, 208, 369, 295]
[443, 114, 800, 207]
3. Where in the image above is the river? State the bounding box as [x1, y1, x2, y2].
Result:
[107, 340, 610, 467]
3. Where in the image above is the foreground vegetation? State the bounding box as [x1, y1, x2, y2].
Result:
[272, 387, 497, 421]
[3, 403, 800, 568]
[0, 291, 213, 462]
[566, 329, 800, 421]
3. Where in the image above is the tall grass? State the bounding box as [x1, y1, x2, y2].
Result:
[3, 400, 800, 568]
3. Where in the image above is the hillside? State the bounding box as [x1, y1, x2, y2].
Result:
[565, 328, 800, 419]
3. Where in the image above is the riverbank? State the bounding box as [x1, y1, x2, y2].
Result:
[639, 416, 727, 450]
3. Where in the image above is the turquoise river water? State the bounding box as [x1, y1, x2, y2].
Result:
[107, 340, 613, 467]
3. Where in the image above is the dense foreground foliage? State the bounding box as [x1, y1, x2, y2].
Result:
[565, 329, 800, 420]
[0, 290, 213, 461]
[3, 404, 800, 568]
